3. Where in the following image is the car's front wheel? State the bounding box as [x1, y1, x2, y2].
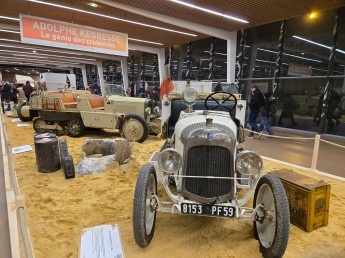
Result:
[121, 114, 148, 143]
[253, 174, 290, 258]
[17, 101, 33, 122]
[133, 163, 157, 247]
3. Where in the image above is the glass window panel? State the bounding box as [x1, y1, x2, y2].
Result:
[284, 10, 335, 77]
[244, 22, 281, 79]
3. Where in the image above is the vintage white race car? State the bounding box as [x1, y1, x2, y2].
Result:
[133, 86, 290, 257]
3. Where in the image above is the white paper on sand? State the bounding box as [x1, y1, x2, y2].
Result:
[12, 118, 21, 122]
[17, 124, 30, 127]
[79, 224, 124, 258]
[12, 145, 33, 154]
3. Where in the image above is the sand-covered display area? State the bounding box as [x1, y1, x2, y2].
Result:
[3, 115, 345, 258]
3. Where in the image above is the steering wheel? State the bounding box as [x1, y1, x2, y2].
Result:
[205, 91, 238, 113]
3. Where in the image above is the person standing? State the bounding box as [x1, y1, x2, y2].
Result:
[258, 92, 274, 136]
[23, 81, 34, 101]
[1, 81, 12, 112]
[248, 85, 264, 137]
[278, 94, 298, 125]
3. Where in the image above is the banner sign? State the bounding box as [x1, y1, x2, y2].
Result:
[288, 63, 312, 76]
[20, 14, 128, 56]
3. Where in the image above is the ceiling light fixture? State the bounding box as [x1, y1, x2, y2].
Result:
[0, 15, 20, 21]
[170, 0, 248, 23]
[0, 46, 96, 61]
[27, 0, 197, 37]
[0, 38, 20, 42]
[257, 47, 322, 62]
[308, 12, 318, 19]
[89, 2, 98, 7]
[0, 42, 85, 55]
[128, 38, 163, 46]
[0, 29, 20, 34]
[255, 59, 288, 65]
[293, 35, 345, 55]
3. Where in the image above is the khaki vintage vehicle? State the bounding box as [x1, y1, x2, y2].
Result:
[133, 82, 290, 257]
[17, 91, 161, 143]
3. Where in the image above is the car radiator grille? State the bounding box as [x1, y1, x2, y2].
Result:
[185, 146, 231, 199]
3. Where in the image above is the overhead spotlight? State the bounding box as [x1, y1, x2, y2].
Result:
[33, 50, 37, 53]
[308, 12, 318, 19]
[89, 3, 98, 8]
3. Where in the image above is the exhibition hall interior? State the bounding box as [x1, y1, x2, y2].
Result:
[0, 1, 345, 258]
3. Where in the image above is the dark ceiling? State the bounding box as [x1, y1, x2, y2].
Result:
[0, 0, 344, 72]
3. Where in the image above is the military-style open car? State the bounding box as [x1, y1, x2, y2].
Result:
[133, 81, 290, 257]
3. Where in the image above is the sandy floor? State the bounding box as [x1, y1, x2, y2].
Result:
[3, 115, 345, 258]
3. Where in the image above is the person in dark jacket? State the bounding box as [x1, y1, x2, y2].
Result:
[248, 85, 264, 137]
[23, 81, 34, 101]
[278, 94, 298, 125]
[1, 81, 12, 112]
[10, 83, 18, 104]
[258, 92, 274, 136]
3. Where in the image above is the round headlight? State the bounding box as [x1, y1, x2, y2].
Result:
[235, 150, 263, 175]
[182, 87, 197, 106]
[158, 148, 182, 173]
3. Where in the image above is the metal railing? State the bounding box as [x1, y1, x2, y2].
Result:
[243, 128, 345, 180]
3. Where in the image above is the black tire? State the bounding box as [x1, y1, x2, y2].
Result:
[121, 114, 148, 143]
[33, 117, 47, 134]
[253, 174, 290, 258]
[17, 102, 33, 122]
[67, 118, 85, 137]
[133, 164, 157, 247]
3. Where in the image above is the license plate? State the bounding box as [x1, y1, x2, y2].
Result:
[181, 203, 235, 218]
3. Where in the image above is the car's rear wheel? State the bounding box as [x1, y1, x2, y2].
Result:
[33, 117, 47, 133]
[67, 118, 85, 137]
[133, 164, 157, 247]
[121, 114, 148, 143]
[253, 174, 290, 258]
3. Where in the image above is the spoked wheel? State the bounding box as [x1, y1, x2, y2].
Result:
[33, 117, 47, 134]
[67, 118, 85, 137]
[253, 174, 290, 258]
[121, 114, 148, 143]
[205, 91, 238, 112]
[133, 164, 157, 247]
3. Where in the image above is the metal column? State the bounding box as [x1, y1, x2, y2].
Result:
[186, 42, 192, 80]
[208, 37, 216, 81]
[272, 20, 286, 125]
[169, 46, 174, 80]
[139, 53, 146, 98]
[235, 29, 247, 93]
[152, 54, 159, 103]
[128, 55, 135, 97]
[319, 8, 342, 133]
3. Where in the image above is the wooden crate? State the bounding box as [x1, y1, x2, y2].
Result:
[270, 169, 331, 232]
